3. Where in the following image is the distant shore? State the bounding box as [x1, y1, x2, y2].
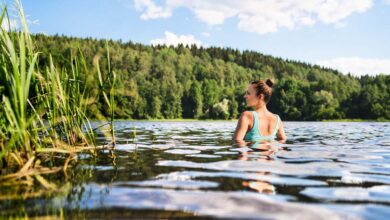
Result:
[322, 118, 390, 122]
[110, 118, 390, 122]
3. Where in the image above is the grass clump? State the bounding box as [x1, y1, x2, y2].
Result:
[0, 0, 116, 194]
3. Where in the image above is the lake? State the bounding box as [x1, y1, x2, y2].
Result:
[1, 121, 390, 219]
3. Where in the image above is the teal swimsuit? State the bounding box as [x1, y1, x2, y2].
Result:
[244, 111, 281, 142]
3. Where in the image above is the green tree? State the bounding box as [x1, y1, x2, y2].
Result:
[150, 96, 162, 118]
[311, 90, 340, 120]
[212, 99, 230, 119]
[186, 81, 203, 118]
[270, 78, 308, 120]
[202, 79, 219, 117]
[29, 34, 389, 121]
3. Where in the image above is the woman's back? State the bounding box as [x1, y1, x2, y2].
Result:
[244, 111, 280, 141]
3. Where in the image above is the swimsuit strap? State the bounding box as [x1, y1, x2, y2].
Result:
[252, 111, 259, 132]
[272, 115, 281, 136]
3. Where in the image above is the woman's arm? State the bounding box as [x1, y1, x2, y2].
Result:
[233, 111, 251, 141]
[276, 121, 287, 143]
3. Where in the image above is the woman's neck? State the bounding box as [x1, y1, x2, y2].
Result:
[253, 104, 269, 116]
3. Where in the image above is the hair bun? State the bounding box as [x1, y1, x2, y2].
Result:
[265, 79, 274, 88]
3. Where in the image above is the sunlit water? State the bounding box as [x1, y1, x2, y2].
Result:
[2, 121, 390, 219]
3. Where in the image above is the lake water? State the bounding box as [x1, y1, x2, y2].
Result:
[2, 121, 390, 219]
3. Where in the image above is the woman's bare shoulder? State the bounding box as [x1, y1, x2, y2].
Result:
[241, 110, 252, 117]
[238, 111, 253, 124]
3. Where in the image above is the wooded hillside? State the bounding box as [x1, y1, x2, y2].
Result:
[32, 34, 389, 120]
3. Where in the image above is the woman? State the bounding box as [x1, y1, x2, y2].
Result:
[233, 79, 286, 142]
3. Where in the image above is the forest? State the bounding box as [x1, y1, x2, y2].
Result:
[30, 34, 390, 121]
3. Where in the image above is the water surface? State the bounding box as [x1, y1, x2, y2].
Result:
[2, 121, 390, 219]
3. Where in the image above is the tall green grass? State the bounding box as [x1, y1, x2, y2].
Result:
[94, 43, 117, 147]
[0, 0, 116, 187]
[0, 1, 38, 166]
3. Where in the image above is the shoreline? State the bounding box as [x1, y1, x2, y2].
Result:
[97, 118, 390, 122]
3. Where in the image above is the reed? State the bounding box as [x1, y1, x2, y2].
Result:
[94, 43, 117, 147]
[0, 0, 116, 192]
[0, 1, 38, 167]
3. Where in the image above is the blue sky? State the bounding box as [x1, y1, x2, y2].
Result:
[2, 0, 390, 76]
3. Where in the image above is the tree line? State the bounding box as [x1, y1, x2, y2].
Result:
[30, 34, 389, 121]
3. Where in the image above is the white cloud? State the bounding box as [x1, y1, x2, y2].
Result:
[37, 31, 48, 36]
[201, 32, 210, 37]
[27, 19, 40, 25]
[334, 21, 347, 29]
[316, 57, 390, 77]
[150, 31, 202, 46]
[1, 17, 19, 31]
[134, 0, 373, 34]
[134, 0, 171, 19]
[0, 8, 39, 31]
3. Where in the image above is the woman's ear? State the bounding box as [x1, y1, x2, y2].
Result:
[258, 94, 264, 101]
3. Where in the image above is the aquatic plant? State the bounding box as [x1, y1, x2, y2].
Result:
[0, 0, 116, 191]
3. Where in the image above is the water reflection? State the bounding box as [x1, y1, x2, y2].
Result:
[238, 141, 281, 195]
[1, 121, 390, 219]
[242, 180, 276, 194]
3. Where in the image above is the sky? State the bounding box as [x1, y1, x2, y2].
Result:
[2, 0, 390, 76]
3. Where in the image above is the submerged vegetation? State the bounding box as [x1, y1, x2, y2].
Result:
[0, 1, 115, 194]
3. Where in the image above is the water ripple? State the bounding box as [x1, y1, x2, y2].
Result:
[34, 121, 390, 218]
[301, 185, 390, 203]
[76, 184, 344, 219]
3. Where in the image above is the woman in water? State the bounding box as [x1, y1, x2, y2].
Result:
[233, 79, 286, 143]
